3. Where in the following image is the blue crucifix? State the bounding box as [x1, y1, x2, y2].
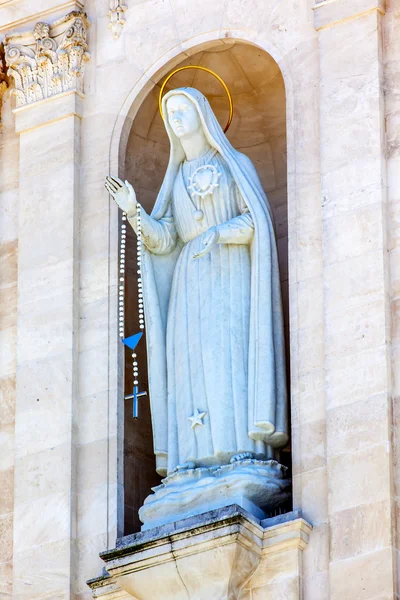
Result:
[122, 332, 147, 419]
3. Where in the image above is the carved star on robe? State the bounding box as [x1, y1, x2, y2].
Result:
[188, 409, 207, 429]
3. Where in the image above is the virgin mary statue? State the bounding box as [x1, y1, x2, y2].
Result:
[106, 87, 288, 484]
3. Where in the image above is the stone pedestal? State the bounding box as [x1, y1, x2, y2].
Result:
[88, 506, 312, 600]
[139, 460, 291, 530]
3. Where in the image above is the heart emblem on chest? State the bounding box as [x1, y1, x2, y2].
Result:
[188, 164, 222, 200]
[196, 167, 214, 191]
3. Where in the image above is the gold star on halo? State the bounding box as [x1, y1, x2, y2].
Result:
[188, 408, 207, 429]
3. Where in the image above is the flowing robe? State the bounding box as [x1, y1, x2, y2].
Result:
[128, 88, 288, 478]
[134, 149, 258, 471]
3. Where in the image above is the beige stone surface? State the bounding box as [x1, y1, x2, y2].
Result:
[12, 538, 71, 600]
[329, 547, 395, 600]
[292, 419, 326, 476]
[293, 466, 329, 526]
[326, 393, 390, 458]
[251, 578, 300, 599]
[330, 499, 392, 562]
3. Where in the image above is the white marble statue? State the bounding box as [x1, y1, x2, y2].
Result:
[106, 87, 289, 525]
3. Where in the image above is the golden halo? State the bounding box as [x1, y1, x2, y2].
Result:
[159, 65, 233, 133]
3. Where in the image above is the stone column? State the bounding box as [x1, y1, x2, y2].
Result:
[314, 0, 396, 597]
[4, 11, 90, 599]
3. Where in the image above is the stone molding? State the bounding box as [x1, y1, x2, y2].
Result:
[0, 1, 85, 34]
[89, 576, 131, 600]
[87, 506, 312, 600]
[13, 89, 84, 134]
[3, 10, 90, 108]
[108, 0, 127, 40]
[313, 0, 385, 30]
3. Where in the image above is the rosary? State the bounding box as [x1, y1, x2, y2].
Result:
[119, 203, 147, 419]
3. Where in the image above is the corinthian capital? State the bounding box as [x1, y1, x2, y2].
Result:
[4, 11, 90, 108]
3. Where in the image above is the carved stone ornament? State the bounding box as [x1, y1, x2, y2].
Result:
[108, 0, 127, 39]
[4, 11, 90, 108]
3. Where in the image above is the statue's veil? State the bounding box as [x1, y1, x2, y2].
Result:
[141, 87, 288, 476]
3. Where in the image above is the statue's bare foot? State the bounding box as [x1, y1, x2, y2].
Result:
[230, 452, 255, 463]
[174, 461, 196, 472]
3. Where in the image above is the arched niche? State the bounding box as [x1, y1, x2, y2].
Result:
[122, 41, 290, 534]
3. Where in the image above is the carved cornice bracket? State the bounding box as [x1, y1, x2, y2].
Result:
[108, 0, 127, 40]
[4, 10, 90, 108]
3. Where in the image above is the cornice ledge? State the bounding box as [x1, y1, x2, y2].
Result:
[3, 10, 90, 108]
[88, 574, 131, 599]
[262, 516, 313, 554]
[313, 0, 386, 31]
[0, 1, 85, 34]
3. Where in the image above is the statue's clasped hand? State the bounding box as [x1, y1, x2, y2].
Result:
[193, 226, 220, 259]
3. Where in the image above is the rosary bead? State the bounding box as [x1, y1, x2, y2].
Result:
[118, 211, 127, 339]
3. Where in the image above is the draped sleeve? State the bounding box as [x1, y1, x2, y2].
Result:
[217, 185, 254, 245]
[128, 203, 177, 255]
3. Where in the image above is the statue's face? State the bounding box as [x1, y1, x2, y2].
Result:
[166, 94, 201, 138]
